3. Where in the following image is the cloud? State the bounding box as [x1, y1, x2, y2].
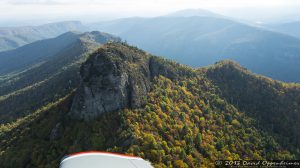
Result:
[4, 0, 299, 8]
[2, 0, 127, 6]
[4, 0, 66, 5]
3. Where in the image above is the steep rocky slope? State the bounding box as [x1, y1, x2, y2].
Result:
[70, 44, 194, 120]
[70, 44, 151, 120]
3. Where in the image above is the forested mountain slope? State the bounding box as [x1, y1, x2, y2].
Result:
[0, 31, 120, 123]
[204, 61, 300, 157]
[0, 43, 299, 168]
[0, 21, 88, 51]
[91, 16, 300, 82]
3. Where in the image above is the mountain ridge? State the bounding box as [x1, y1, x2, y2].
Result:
[0, 43, 299, 167]
[91, 15, 300, 83]
[0, 31, 120, 123]
[204, 60, 300, 155]
[0, 21, 88, 51]
[265, 21, 300, 38]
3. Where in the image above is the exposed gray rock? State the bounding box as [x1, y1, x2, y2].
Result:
[69, 43, 190, 121]
[50, 123, 61, 140]
[69, 43, 152, 120]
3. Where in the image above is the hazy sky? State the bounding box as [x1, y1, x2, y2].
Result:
[0, 0, 300, 26]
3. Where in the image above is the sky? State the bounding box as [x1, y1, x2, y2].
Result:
[0, 0, 300, 26]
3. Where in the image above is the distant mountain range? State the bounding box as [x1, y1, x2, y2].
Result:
[265, 21, 300, 38]
[167, 9, 223, 18]
[90, 10, 300, 83]
[0, 31, 120, 123]
[1, 10, 300, 83]
[0, 43, 299, 167]
[0, 21, 88, 51]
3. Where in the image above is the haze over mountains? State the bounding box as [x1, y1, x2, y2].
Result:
[0, 21, 88, 52]
[90, 9, 300, 83]
[1, 9, 300, 82]
[265, 21, 300, 38]
[167, 9, 223, 18]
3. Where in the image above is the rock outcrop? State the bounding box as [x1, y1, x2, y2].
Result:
[70, 43, 151, 120]
[69, 42, 194, 120]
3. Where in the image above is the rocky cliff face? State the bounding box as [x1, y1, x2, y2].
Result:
[70, 43, 150, 120]
[69, 42, 194, 120]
